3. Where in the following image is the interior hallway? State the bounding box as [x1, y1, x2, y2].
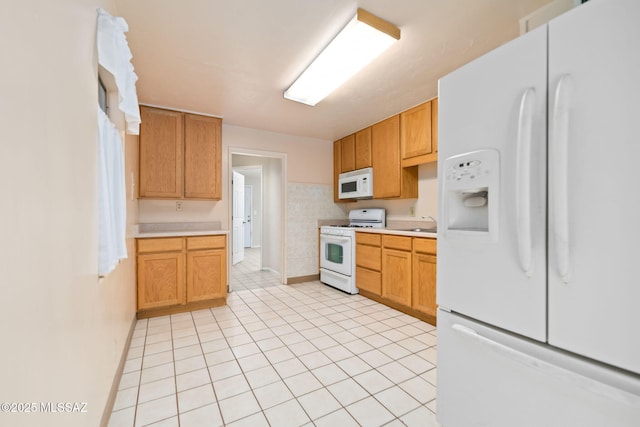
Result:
[230, 248, 281, 292]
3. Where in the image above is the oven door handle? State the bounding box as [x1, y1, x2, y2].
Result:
[322, 236, 351, 244]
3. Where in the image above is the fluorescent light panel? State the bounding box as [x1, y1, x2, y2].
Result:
[284, 8, 400, 106]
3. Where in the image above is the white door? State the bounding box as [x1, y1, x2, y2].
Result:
[438, 26, 548, 342]
[243, 185, 252, 248]
[547, 0, 640, 374]
[232, 171, 245, 265]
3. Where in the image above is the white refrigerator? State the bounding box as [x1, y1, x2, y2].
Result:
[436, 0, 640, 425]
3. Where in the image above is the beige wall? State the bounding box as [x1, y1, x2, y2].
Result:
[0, 1, 137, 426]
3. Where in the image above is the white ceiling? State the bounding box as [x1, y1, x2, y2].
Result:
[114, 0, 553, 141]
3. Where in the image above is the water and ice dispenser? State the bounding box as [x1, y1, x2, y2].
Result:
[442, 149, 499, 240]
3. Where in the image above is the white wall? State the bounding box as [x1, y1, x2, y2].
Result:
[262, 158, 283, 274]
[0, 1, 137, 426]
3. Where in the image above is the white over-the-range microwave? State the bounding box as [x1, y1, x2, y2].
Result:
[338, 167, 373, 199]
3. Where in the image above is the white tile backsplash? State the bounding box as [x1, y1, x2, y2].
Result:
[286, 183, 347, 278]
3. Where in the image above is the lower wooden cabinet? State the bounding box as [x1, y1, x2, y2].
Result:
[138, 251, 185, 310]
[137, 235, 227, 318]
[356, 233, 382, 295]
[356, 232, 437, 325]
[381, 235, 413, 307]
[187, 249, 226, 302]
[412, 238, 437, 318]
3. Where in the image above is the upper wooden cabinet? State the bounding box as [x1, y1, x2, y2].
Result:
[431, 97, 438, 155]
[401, 98, 438, 167]
[336, 129, 372, 175]
[139, 106, 222, 200]
[354, 128, 372, 170]
[372, 115, 418, 199]
[340, 134, 355, 173]
[332, 97, 437, 201]
[184, 114, 222, 199]
[333, 140, 342, 203]
[139, 107, 184, 198]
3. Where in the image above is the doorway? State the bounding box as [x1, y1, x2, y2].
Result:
[230, 150, 286, 292]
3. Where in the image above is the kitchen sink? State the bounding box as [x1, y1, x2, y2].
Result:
[393, 228, 437, 233]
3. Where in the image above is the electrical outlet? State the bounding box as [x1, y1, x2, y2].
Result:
[409, 206, 415, 217]
[176, 201, 183, 211]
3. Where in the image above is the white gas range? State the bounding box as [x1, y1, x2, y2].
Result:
[319, 208, 386, 294]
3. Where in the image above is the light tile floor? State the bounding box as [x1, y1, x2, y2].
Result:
[109, 281, 440, 427]
[231, 248, 281, 291]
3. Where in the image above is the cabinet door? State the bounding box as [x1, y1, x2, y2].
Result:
[356, 243, 381, 271]
[412, 253, 437, 317]
[372, 115, 401, 198]
[340, 134, 355, 173]
[184, 114, 221, 199]
[333, 140, 341, 202]
[431, 98, 438, 154]
[187, 249, 227, 302]
[354, 127, 372, 169]
[139, 106, 184, 198]
[401, 101, 432, 159]
[356, 266, 381, 296]
[382, 248, 412, 307]
[137, 252, 184, 310]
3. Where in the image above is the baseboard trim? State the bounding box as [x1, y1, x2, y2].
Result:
[358, 289, 437, 326]
[136, 297, 226, 319]
[101, 315, 137, 427]
[287, 274, 320, 285]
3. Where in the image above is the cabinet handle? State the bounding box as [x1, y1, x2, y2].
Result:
[516, 87, 536, 277]
[550, 75, 572, 283]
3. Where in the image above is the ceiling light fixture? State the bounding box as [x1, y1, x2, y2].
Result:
[284, 8, 400, 106]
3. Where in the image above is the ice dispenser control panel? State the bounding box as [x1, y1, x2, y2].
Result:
[443, 149, 499, 237]
[448, 159, 489, 183]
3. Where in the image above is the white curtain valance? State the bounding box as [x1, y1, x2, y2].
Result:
[96, 8, 141, 135]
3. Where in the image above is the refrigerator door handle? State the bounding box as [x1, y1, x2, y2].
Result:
[451, 323, 640, 407]
[516, 87, 536, 277]
[550, 74, 572, 283]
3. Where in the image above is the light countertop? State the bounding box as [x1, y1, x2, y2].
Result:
[356, 228, 437, 238]
[134, 222, 229, 239]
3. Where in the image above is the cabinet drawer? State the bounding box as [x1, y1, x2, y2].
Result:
[356, 244, 381, 271]
[382, 235, 412, 251]
[356, 232, 381, 246]
[137, 237, 184, 253]
[356, 266, 381, 295]
[413, 237, 437, 254]
[187, 235, 226, 250]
